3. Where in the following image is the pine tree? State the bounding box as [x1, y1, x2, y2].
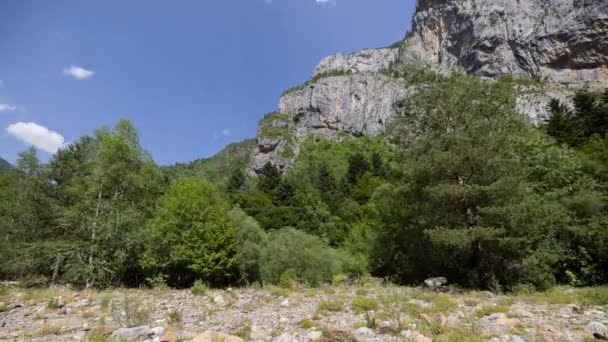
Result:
[273, 180, 296, 206]
[346, 153, 369, 185]
[370, 152, 385, 177]
[258, 162, 281, 193]
[316, 163, 336, 193]
[227, 168, 246, 193]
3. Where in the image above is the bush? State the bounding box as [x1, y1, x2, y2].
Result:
[317, 300, 344, 312]
[143, 178, 238, 286]
[259, 228, 359, 286]
[351, 296, 378, 313]
[111, 294, 151, 327]
[191, 280, 209, 296]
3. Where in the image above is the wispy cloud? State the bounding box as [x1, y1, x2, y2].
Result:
[316, 0, 336, 6]
[6, 122, 65, 153]
[0, 104, 17, 113]
[221, 129, 231, 136]
[63, 65, 95, 80]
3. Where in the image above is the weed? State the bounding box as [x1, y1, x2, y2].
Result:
[110, 294, 151, 327]
[234, 319, 252, 340]
[300, 319, 314, 329]
[191, 280, 209, 296]
[36, 323, 62, 336]
[351, 296, 378, 313]
[317, 300, 344, 313]
[47, 297, 63, 309]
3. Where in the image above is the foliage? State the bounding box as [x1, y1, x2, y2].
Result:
[143, 178, 238, 286]
[259, 228, 360, 286]
[110, 294, 151, 328]
[351, 296, 378, 313]
[191, 280, 209, 296]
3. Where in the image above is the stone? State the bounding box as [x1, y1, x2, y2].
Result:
[273, 333, 293, 342]
[495, 318, 521, 330]
[111, 326, 154, 341]
[424, 277, 448, 288]
[193, 331, 244, 342]
[160, 331, 180, 342]
[92, 324, 121, 335]
[509, 308, 534, 318]
[151, 326, 165, 336]
[280, 298, 289, 307]
[355, 327, 374, 335]
[213, 295, 225, 305]
[586, 322, 608, 339]
[250, 326, 272, 341]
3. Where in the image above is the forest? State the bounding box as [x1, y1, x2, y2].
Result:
[1, 69, 607, 292]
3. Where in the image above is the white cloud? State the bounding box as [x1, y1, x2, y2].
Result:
[316, 0, 336, 5]
[0, 104, 17, 112]
[6, 122, 65, 153]
[0, 80, 4, 86]
[222, 129, 231, 136]
[63, 65, 95, 80]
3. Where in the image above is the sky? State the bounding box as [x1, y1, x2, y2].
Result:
[0, 0, 415, 165]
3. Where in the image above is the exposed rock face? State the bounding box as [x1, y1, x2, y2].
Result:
[313, 48, 399, 78]
[250, 73, 408, 174]
[250, 0, 608, 173]
[280, 73, 409, 137]
[403, 0, 608, 84]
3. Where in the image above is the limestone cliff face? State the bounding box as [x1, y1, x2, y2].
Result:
[404, 0, 608, 83]
[250, 0, 608, 174]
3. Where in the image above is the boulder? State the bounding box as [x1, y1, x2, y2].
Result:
[111, 326, 154, 341]
[586, 322, 608, 339]
[424, 277, 448, 288]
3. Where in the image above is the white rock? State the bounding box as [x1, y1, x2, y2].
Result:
[586, 322, 608, 338]
[111, 326, 153, 341]
[151, 326, 165, 336]
[281, 299, 289, 307]
[355, 327, 374, 335]
[213, 295, 225, 305]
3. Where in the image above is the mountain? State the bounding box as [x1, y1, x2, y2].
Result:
[249, 0, 608, 174]
[0, 158, 13, 172]
[164, 139, 255, 184]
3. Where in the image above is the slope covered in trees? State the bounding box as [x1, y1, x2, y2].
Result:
[0, 157, 13, 172]
[1, 69, 607, 292]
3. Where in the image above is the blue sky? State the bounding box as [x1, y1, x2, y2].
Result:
[0, 0, 415, 165]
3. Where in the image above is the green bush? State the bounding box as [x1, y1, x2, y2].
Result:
[351, 296, 378, 313]
[143, 178, 238, 286]
[259, 228, 359, 286]
[191, 280, 209, 296]
[317, 300, 344, 312]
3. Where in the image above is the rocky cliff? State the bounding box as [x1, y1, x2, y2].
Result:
[250, 0, 608, 174]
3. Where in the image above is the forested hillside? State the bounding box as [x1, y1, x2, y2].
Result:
[1, 68, 607, 292]
[0, 157, 13, 172]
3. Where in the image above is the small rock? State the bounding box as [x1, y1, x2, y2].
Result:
[152, 327, 165, 336]
[307, 331, 322, 341]
[510, 308, 533, 318]
[495, 318, 521, 329]
[280, 298, 289, 307]
[355, 327, 374, 335]
[161, 331, 180, 342]
[510, 336, 525, 342]
[250, 326, 272, 340]
[273, 333, 292, 342]
[424, 277, 447, 288]
[400, 330, 412, 338]
[111, 326, 154, 341]
[279, 317, 289, 324]
[586, 322, 608, 339]
[92, 324, 120, 335]
[213, 295, 225, 305]
[193, 331, 244, 342]
[74, 299, 90, 308]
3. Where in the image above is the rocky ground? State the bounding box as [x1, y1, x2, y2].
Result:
[1, 280, 607, 341]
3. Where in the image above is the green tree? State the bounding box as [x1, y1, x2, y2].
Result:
[226, 168, 246, 193]
[346, 153, 370, 185]
[144, 178, 238, 286]
[258, 162, 281, 193]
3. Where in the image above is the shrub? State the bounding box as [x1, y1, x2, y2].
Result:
[332, 273, 347, 285]
[259, 228, 357, 286]
[351, 296, 378, 313]
[111, 294, 151, 327]
[279, 272, 297, 289]
[143, 178, 238, 286]
[47, 297, 62, 309]
[300, 319, 314, 329]
[317, 300, 344, 312]
[191, 280, 209, 296]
